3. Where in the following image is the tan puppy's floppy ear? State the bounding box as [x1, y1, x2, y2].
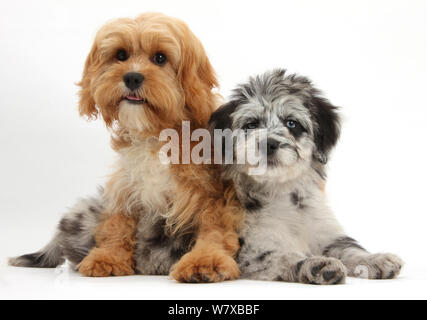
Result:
[77, 42, 99, 119]
[177, 22, 219, 126]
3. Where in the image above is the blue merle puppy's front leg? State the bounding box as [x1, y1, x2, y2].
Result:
[238, 247, 346, 285]
[238, 248, 304, 282]
[323, 236, 404, 279]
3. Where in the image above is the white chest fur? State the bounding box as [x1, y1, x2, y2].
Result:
[118, 138, 176, 215]
[240, 172, 343, 256]
[242, 191, 311, 255]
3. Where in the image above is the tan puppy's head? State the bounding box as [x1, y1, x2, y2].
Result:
[78, 13, 218, 140]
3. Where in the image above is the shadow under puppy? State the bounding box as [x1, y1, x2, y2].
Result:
[9, 13, 243, 283]
[209, 69, 404, 284]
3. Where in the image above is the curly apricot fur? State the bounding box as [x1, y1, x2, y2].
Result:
[76, 13, 243, 281]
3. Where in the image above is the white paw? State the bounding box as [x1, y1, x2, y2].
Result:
[352, 253, 403, 279]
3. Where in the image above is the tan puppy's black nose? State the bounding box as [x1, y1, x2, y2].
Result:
[124, 72, 144, 90]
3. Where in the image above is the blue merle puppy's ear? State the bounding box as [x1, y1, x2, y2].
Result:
[208, 100, 239, 131]
[208, 101, 239, 163]
[309, 96, 341, 164]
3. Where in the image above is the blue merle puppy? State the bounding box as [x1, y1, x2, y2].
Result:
[208, 69, 404, 285]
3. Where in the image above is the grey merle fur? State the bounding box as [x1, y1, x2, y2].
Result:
[9, 189, 193, 274]
[9, 192, 103, 268]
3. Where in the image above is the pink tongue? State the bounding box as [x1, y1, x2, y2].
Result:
[126, 95, 143, 101]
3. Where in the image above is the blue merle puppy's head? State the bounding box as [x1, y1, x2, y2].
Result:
[208, 69, 341, 182]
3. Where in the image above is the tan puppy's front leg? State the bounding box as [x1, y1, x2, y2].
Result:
[171, 228, 240, 283]
[168, 161, 244, 283]
[170, 195, 242, 283]
[77, 214, 137, 277]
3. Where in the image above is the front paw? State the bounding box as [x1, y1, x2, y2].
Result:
[77, 247, 135, 277]
[171, 250, 240, 283]
[351, 253, 403, 279]
[296, 257, 346, 285]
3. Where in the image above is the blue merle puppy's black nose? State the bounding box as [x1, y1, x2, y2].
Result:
[267, 139, 280, 156]
[124, 72, 144, 90]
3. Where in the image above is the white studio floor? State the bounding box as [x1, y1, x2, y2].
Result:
[0, 257, 426, 300]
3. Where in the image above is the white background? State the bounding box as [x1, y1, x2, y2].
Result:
[1, 0, 426, 300]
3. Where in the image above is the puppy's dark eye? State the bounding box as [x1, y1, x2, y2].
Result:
[286, 120, 299, 129]
[116, 49, 129, 62]
[153, 52, 167, 66]
[243, 122, 258, 130]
